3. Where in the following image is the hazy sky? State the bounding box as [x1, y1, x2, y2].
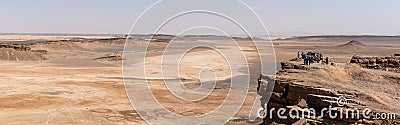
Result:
[0, 0, 399, 36]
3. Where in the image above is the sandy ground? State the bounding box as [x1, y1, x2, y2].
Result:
[0, 35, 399, 124]
[0, 62, 140, 124]
[0, 38, 267, 124]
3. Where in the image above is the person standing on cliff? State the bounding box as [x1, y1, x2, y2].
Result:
[297, 51, 300, 59]
[305, 57, 311, 65]
[325, 57, 329, 65]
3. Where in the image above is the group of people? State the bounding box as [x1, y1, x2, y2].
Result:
[298, 51, 330, 65]
[304, 57, 329, 65]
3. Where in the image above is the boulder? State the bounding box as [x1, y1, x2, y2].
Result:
[297, 99, 308, 108]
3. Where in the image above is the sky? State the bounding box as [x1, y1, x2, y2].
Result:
[0, 0, 399, 36]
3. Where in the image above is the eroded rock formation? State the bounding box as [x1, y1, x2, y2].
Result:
[0, 43, 47, 61]
[350, 55, 400, 72]
[261, 61, 400, 124]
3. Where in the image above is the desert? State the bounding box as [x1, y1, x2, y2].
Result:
[0, 34, 399, 124]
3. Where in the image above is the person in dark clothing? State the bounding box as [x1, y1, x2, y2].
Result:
[325, 57, 329, 65]
[297, 51, 300, 59]
[304, 57, 309, 65]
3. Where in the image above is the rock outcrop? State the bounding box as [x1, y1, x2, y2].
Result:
[0, 44, 32, 51]
[350, 55, 400, 72]
[0, 44, 47, 61]
[261, 75, 366, 124]
[93, 52, 123, 61]
[260, 61, 400, 124]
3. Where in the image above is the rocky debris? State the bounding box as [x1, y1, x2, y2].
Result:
[297, 99, 308, 108]
[0, 37, 128, 62]
[290, 58, 301, 61]
[261, 61, 400, 124]
[281, 61, 320, 70]
[350, 55, 400, 72]
[261, 73, 394, 124]
[0, 43, 47, 61]
[0, 48, 47, 61]
[31, 50, 48, 54]
[0, 44, 32, 51]
[0, 43, 48, 53]
[93, 52, 123, 61]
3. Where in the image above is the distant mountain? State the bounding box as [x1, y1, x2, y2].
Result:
[129, 34, 267, 41]
[336, 40, 367, 49]
[274, 35, 400, 42]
